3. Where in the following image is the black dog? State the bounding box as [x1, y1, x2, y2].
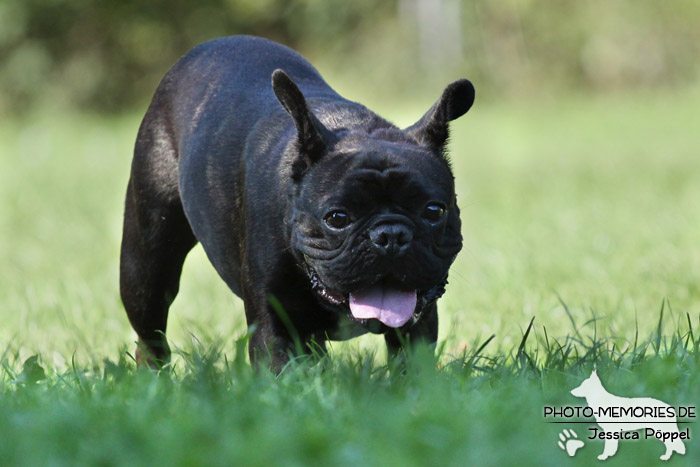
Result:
[120, 35, 474, 371]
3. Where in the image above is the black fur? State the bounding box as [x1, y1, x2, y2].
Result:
[120, 36, 475, 372]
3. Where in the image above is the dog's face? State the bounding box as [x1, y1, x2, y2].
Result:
[272, 70, 474, 331]
[292, 137, 462, 330]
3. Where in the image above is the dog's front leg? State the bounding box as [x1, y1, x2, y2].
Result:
[598, 437, 619, 460]
[384, 303, 438, 360]
[240, 277, 299, 374]
[248, 323, 295, 374]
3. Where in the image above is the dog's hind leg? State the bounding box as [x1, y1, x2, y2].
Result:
[660, 444, 672, 461]
[673, 436, 687, 456]
[661, 435, 686, 461]
[120, 111, 197, 368]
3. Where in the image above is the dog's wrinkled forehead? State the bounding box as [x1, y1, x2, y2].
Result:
[303, 136, 454, 206]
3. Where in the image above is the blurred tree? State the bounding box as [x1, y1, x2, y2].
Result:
[0, 0, 698, 114]
[0, 0, 301, 112]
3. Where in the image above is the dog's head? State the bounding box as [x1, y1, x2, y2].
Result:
[272, 70, 474, 332]
[571, 370, 603, 398]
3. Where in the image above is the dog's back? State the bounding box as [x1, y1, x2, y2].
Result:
[157, 36, 342, 148]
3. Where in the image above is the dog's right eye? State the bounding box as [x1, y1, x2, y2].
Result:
[324, 210, 350, 229]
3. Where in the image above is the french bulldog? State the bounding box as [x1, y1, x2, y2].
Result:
[119, 35, 475, 372]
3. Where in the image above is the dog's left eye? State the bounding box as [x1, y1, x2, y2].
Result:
[422, 204, 445, 223]
[324, 210, 350, 229]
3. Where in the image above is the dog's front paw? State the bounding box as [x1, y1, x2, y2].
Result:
[557, 429, 584, 457]
[134, 338, 171, 369]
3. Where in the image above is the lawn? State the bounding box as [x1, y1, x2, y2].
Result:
[1, 85, 699, 465]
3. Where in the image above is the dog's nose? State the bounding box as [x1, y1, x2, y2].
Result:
[369, 223, 413, 256]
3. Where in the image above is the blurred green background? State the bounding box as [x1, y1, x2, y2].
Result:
[2, 0, 699, 113]
[1, 0, 699, 364]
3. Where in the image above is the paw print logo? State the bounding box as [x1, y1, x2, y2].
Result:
[558, 428, 584, 456]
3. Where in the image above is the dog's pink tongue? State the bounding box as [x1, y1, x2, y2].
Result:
[349, 287, 417, 328]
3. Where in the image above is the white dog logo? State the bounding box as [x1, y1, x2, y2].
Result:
[570, 370, 686, 461]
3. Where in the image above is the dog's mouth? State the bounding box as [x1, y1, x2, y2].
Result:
[348, 287, 417, 328]
[306, 266, 446, 330]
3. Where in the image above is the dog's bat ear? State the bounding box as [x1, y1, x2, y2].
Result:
[272, 69, 336, 164]
[405, 79, 475, 155]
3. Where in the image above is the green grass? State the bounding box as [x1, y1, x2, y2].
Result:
[2, 86, 700, 465]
